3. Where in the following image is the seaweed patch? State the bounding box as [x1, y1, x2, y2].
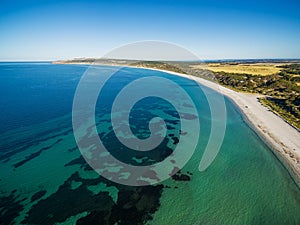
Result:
[0, 190, 24, 225]
[22, 172, 164, 225]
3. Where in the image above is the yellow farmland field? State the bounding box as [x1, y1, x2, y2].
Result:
[192, 63, 283, 76]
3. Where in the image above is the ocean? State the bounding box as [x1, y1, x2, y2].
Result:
[0, 62, 299, 225]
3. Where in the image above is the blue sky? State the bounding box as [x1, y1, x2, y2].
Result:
[0, 0, 299, 61]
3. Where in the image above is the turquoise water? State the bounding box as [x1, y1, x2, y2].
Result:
[0, 63, 299, 224]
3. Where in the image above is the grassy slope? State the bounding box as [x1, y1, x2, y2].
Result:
[204, 64, 300, 130]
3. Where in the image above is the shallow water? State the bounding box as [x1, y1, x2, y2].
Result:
[0, 63, 299, 225]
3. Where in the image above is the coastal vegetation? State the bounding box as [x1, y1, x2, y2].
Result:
[209, 64, 300, 130]
[130, 61, 187, 74]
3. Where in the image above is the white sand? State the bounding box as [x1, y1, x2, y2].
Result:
[155, 69, 300, 187]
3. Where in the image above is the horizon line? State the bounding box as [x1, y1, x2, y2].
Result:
[1, 57, 300, 63]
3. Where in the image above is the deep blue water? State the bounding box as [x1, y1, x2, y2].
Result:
[0, 62, 85, 133]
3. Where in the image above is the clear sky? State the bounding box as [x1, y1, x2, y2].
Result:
[0, 0, 299, 61]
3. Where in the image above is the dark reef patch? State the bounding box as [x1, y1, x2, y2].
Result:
[30, 190, 46, 202]
[108, 185, 163, 225]
[100, 129, 175, 166]
[171, 170, 191, 182]
[0, 190, 24, 225]
[68, 146, 78, 152]
[171, 137, 179, 145]
[22, 172, 115, 225]
[23, 171, 163, 225]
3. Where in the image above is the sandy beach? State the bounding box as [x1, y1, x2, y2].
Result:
[153, 69, 300, 187]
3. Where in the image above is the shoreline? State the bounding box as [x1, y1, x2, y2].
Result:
[54, 62, 300, 187]
[146, 67, 300, 188]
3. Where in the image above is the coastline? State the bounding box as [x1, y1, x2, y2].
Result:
[147, 68, 300, 188]
[54, 62, 300, 187]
